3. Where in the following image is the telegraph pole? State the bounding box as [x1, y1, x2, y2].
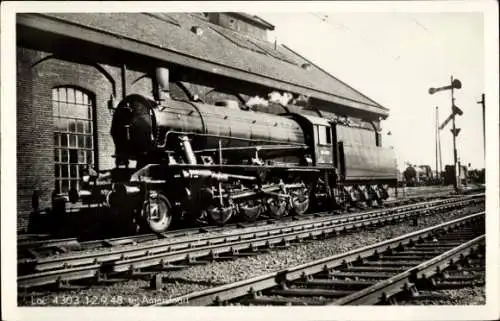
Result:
[435, 106, 439, 180]
[437, 108, 443, 175]
[477, 93, 485, 159]
[435, 106, 443, 181]
[450, 76, 459, 190]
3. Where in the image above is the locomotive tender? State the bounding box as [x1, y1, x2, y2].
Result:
[82, 68, 398, 233]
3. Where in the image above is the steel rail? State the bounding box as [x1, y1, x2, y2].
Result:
[18, 193, 483, 261]
[109, 199, 480, 273]
[157, 211, 484, 306]
[20, 196, 479, 270]
[17, 197, 483, 289]
[330, 234, 484, 305]
[18, 191, 483, 259]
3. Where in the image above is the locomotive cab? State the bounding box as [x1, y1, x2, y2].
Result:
[314, 122, 334, 166]
[287, 114, 334, 168]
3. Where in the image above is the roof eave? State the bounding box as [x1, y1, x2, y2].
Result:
[17, 13, 388, 118]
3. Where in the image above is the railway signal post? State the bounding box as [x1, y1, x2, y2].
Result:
[435, 106, 443, 181]
[450, 76, 459, 190]
[477, 93, 485, 159]
[429, 76, 463, 191]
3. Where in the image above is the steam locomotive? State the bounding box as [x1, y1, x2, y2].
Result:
[81, 69, 398, 233]
[403, 165, 435, 186]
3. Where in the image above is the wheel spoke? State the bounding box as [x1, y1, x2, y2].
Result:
[239, 200, 263, 222]
[267, 197, 288, 218]
[142, 193, 172, 233]
[207, 205, 234, 225]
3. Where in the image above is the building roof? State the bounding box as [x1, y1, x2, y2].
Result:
[18, 12, 389, 117]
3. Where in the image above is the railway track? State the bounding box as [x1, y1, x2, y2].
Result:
[17, 194, 483, 290]
[158, 211, 484, 306]
[18, 192, 482, 260]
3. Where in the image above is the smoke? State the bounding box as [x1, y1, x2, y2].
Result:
[245, 95, 269, 108]
[268, 91, 293, 106]
[245, 91, 295, 108]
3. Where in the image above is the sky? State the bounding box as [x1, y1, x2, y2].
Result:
[253, 11, 485, 171]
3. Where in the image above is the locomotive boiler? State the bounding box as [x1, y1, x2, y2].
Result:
[83, 68, 398, 233]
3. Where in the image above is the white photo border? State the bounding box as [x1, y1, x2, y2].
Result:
[2, 1, 498, 321]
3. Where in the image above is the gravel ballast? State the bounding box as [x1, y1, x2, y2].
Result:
[19, 203, 484, 306]
[399, 286, 486, 305]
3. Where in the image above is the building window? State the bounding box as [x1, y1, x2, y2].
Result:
[52, 87, 95, 194]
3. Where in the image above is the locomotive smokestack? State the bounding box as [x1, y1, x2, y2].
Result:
[155, 67, 170, 101]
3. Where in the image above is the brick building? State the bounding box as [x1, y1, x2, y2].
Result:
[16, 12, 388, 231]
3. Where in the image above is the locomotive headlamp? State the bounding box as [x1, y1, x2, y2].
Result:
[82, 167, 98, 183]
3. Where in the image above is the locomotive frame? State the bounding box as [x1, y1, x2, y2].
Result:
[79, 68, 398, 233]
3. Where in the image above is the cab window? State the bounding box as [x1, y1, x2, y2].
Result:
[317, 125, 332, 145]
